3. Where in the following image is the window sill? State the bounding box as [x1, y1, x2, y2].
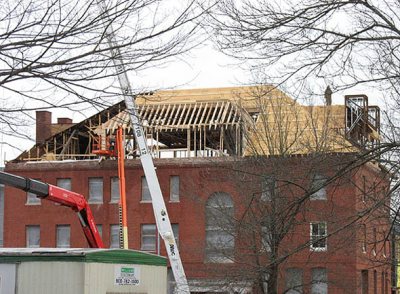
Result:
[310, 247, 327, 252]
[169, 200, 180, 203]
[25, 203, 41, 206]
[141, 249, 156, 252]
[140, 200, 152, 204]
[88, 201, 103, 205]
[109, 201, 119, 204]
[205, 258, 234, 264]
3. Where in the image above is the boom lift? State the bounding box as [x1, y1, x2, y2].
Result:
[0, 171, 104, 249]
[97, 2, 190, 293]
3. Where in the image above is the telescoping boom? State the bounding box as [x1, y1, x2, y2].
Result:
[97, 2, 190, 293]
[0, 171, 104, 248]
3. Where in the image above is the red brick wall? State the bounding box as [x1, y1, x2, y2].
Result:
[3, 156, 391, 293]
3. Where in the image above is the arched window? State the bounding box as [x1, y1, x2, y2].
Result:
[205, 192, 235, 263]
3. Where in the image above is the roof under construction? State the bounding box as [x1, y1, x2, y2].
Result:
[14, 86, 380, 162]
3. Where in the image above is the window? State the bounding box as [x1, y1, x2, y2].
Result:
[383, 233, 387, 257]
[172, 224, 179, 248]
[362, 224, 367, 253]
[373, 270, 377, 294]
[56, 225, 70, 248]
[141, 224, 157, 251]
[110, 224, 119, 248]
[26, 192, 41, 205]
[361, 270, 369, 294]
[57, 178, 71, 191]
[261, 226, 271, 252]
[88, 177, 103, 203]
[285, 268, 303, 293]
[26, 178, 41, 205]
[26, 225, 40, 248]
[205, 192, 235, 263]
[261, 176, 275, 201]
[310, 222, 327, 251]
[170, 176, 180, 202]
[373, 228, 377, 255]
[362, 176, 367, 202]
[97, 224, 103, 238]
[110, 177, 120, 203]
[141, 176, 151, 202]
[310, 174, 327, 200]
[311, 268, 327, 294]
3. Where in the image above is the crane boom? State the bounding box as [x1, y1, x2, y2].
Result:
[97, 2, 190, 293]
[0, 171, 104, 248]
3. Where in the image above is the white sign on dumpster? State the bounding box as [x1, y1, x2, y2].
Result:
[114, 265, 140, 286]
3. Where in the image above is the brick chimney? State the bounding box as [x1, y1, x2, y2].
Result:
[57, 117, 73, 124]
[36, 111, 52, 144]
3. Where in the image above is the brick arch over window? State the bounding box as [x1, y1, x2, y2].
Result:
[205, 192, 235, 263]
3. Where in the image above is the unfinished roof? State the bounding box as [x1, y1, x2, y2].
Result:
[14, 86, 379, 162]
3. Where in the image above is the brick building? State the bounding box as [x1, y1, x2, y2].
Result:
[3, 86, 391, 293]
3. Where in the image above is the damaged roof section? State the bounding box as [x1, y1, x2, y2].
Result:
[14, 86, 380, 162]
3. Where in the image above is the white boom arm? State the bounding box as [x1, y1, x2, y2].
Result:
[97, 2, 190, 293]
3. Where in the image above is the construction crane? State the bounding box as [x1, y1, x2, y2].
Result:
[0, 171, 104, 248]
[97, 2, 190, 293]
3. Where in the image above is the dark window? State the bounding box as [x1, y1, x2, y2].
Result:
[361, 270, 369, 294]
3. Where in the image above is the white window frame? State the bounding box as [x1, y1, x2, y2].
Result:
[310, 222, 327, 251]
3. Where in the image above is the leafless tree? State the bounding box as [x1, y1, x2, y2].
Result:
[0, 0, 205, 147]
[209, 0, 400, 161]
[197, 87, 394, 293]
